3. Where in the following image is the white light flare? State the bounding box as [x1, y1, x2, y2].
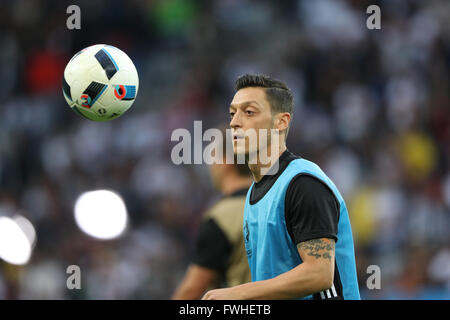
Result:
[74, 190, 128, 240]
[0, 215, 36, 265]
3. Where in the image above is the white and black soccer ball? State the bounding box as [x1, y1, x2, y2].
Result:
[62, 44, 139, 121]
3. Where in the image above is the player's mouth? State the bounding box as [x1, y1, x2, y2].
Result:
[233, 134, 245, 140]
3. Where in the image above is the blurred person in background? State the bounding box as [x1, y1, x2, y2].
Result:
[172, 127, 252, 299]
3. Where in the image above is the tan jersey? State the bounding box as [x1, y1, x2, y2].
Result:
[203, 194, 251, 287]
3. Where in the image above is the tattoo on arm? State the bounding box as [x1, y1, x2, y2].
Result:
[297, 238, 335, 261]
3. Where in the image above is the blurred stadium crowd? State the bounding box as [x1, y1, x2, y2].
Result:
[0, 0, 449, 299]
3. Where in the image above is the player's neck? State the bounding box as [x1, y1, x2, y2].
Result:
[221, 175, 253, 196]
[249, 144, 287, 183]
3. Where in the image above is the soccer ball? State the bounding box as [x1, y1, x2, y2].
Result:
[62, 44, 139, 121]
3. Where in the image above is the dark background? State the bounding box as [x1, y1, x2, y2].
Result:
[0, 0, 449, 299]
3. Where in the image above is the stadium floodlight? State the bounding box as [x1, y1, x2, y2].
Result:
[0, 215, 36, 265]
[74, 189, 128, 240]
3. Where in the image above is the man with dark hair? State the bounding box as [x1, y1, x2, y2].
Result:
[172, 128, 252, 299]
[202, 74, 360, 300]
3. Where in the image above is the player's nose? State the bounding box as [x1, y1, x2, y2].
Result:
[230, 111, 242, 129]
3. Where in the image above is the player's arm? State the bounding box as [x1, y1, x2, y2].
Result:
[202, 238, 335, 300]
[172, 217, 232, 300]
[247, 237, 335, 299]
[172, 264, 220, 300]
[203, 175, 339, 300]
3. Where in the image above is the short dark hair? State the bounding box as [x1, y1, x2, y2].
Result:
[235, 74, 293, 136]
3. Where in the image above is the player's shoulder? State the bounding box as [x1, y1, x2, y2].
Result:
[285, 173, 340, 217]
[288, 173, 331, 193]
[204, 195, 246, 220]
[286, 157, 323, 173]
[203, 195, 247, 242]
[284, 156, 330, 189]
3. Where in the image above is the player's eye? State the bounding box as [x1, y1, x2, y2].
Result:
[230, 112, 235, 119]
[245, 110, 254, 116]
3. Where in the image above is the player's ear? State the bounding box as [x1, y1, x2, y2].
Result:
[274, 112, 291, 132]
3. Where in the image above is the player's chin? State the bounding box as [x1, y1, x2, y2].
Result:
[232, 143, 247, 157]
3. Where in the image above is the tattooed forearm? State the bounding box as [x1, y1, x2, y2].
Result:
[297, 238, 335, 261]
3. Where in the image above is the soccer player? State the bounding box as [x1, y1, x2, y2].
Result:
[202, 74, 360, 300]
[172, 128, 253, 299]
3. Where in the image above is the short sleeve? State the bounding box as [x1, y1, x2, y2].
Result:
[191, 218, 232, 273]
[285, 174, 340, 245]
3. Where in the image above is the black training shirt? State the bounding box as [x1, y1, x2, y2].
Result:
[250, 150, 340, 245]
[192, 189, 248, 273]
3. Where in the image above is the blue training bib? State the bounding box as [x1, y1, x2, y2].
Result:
[244, 158, 361, 300]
